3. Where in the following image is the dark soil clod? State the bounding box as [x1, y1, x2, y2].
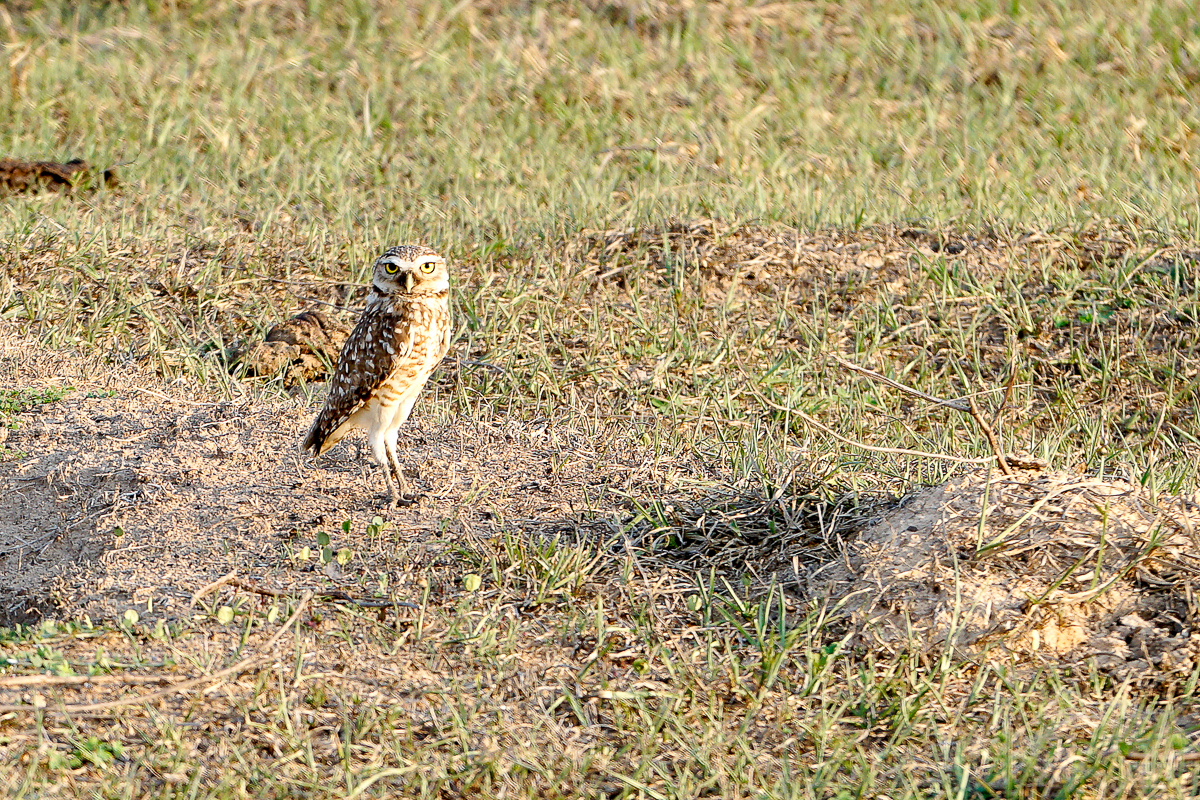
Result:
[0, 157, 120, 195]
[229, 309, 350, 383]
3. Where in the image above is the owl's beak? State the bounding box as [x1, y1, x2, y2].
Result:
[404, 271, 414, 292]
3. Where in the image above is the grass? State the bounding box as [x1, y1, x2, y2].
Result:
[2, 0, 1200, 797]
[4, 569, 1199, 798]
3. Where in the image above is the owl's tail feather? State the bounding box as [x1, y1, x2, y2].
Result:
[302, 415, 329, 457]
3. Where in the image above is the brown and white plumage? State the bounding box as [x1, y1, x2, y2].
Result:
[302, 244, 452, 505]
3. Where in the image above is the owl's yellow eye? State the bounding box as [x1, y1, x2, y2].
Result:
[419, 261, 437, 274]
[383, 262, 399, 274]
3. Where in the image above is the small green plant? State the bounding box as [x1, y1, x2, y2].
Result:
[312, 528, 355, 566]
[0, 386, 73, 416]
[714, 579, 807, 694]
[0, 386, 73, 435]
[28, 645, 74, 676]
[70, 737, 126, 768]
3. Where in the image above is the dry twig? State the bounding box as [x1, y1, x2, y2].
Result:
[227, 576, 419, 610]
[0, 674, 170, 690]
[189, 569, 239, 607]
[831, 356, 1014, 474]
[755, 391, 993, 465]
[833, 356, 970, 412]
[967, 392, 1012, 475]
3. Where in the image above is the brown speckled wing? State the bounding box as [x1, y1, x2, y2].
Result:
[431, 304, 452, 363]
[302, 304, 420, 455]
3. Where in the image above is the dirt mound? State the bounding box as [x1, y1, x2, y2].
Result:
[810, 467, 1200, 685]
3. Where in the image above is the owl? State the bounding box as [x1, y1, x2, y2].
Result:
[302, 245, 452, 505]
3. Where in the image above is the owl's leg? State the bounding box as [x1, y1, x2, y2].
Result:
[368, 427, 401, 506]
[384, 429, 411, 502]
[385, 394, 422, 503]
[379, 460, 400, 506]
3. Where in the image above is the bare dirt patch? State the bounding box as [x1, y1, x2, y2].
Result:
[0, 327, 709, 627]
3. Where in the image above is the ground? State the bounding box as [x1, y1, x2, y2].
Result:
[0, 324, 692, 627]
[7, 322, 1200, 692]
[5, 222, 1200, 797]
[4, 1, 1200, 797]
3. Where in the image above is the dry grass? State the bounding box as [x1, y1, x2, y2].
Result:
[2, 0, 1200, 797]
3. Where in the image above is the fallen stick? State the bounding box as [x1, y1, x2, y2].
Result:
[755, 390, 994, 465]
[226, 577, 419, 610]
[831, 356, 1015, 473]
[832, 356, 971, 412]
[0, 674, 170, 689]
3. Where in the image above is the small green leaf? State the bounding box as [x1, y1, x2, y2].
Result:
[267, 605, 280, 623]
[297, 546, 311, 561]
[686, 595, 702, 612]
[463, 574, 482, 592]
[342, 519, 352, 533]
[317, 531, 330, 547]
[216, 606, 234, 625]
[320, 546, 333, 564]
[336, 548, 352, 566]
[122, 609, 139, 627]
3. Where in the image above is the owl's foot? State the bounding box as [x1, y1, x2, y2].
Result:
[382, 446, 425, 508]
[381, 492, 419, 508]
[379, 459, 423, 508]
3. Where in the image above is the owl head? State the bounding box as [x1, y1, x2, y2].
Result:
[371, 244, 449, 296]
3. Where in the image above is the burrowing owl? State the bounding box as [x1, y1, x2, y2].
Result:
[302, 245, 452, 505]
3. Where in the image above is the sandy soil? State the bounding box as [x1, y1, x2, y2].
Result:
[0, 328, 695, 627]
